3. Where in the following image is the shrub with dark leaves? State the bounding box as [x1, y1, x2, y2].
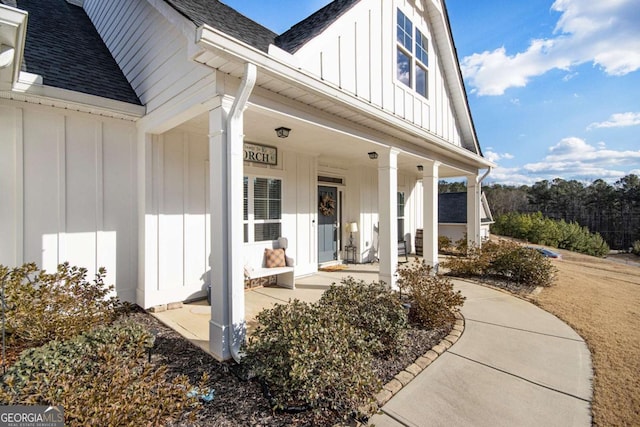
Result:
[397, 259, 465, 329]
[1, 262, 120, 346]
[319, 278, 407, 356]
[242, 300, 380, 419]
[0, 319, 204, 426]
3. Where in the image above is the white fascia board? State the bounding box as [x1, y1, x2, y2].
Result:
[196, 25, 494, 169]
[425, 0, 482, 156]
[1, 71, 146, 120]
[0, 4, 28, 86]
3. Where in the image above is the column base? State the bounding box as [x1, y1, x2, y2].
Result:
[209, 320, 231, 361]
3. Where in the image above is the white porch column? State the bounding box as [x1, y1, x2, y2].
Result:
[209, 63, 256, 362]
[208, 100, 233, 361]
[422, 160, 440, 268]
[208, 97, 247, 361]
[467, 174, 481, 248]
[378, 148, 399, 289]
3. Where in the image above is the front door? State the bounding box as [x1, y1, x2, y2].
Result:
[318, 186, 338, 263]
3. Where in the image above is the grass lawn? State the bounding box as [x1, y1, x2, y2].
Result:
[532, 250, 640, 426]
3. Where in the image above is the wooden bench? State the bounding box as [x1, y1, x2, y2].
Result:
[243, 238, 295, 290]
[245, 264, 295, 289]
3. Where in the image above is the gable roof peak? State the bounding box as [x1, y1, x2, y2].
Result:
[275, 0, 360, 54]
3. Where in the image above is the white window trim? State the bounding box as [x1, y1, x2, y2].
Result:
[395, 8, 429, 100]
[244, 174, 283, 243]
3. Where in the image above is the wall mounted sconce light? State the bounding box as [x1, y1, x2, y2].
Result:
[417, 165, 424, 172]
[275, 127, 291, 138]
[368, 151, 378, 160]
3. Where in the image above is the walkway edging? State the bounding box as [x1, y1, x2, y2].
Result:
[375, 312, 465, 407]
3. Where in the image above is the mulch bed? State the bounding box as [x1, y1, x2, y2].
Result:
[130, 310, 452, 426]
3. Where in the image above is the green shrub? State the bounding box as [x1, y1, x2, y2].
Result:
[632, 240, 640, 256]
[442, 240, 556, 287]
[319, 278, 407, 356]
[1, 262, 120, 346]
[397, 259, 465, 329]
[438, 236, 453, 253]
[491, 212, 609, 257]
[243, 300, 379, 418]
[0, 320, 202, 426]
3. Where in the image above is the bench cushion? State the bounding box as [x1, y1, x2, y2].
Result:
[264, 248, 286, 268]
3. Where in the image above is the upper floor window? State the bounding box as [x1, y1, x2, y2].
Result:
[396, 9, 429, 99]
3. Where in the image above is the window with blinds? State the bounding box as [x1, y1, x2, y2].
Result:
[244, 176, 282, 242]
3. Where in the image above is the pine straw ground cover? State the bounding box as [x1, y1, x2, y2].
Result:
[457, 244, 640, 426]
[135, 310, 451, 426]
[532, 250, 640, 427]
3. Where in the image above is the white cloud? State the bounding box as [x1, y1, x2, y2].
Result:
[510, 98, 521, 105]
[485, 137, 640, 184]
[484, 149, 514, 164]
[461, 0, 640, 95]
[523, 137, 640, 178]
[587, 112, 640, 129]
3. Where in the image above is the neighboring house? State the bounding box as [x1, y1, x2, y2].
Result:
[0, 0, 493, 360]
[438, 192, 494, 243]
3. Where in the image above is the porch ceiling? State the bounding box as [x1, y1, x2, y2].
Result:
[177, 108, 470, 179]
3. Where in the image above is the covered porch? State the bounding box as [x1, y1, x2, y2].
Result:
[151, 262, 387, 355]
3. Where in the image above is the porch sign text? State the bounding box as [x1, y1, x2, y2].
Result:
[244, 142, 277, 165]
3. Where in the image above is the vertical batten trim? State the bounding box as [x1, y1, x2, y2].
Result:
[156, 135, 164, 290]
[15, 108, 24, 265]
[183, 132, 190, 287]
[95, 121, 105, 274]
[57, 116, 67, 265]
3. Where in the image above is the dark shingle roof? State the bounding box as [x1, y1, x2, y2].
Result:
[439, 192, 468, 224]
[163, 0, 278, 52]
[3, 0, 141, 105]
[439, 192, 492, 224]
[275, 0, 359, 53]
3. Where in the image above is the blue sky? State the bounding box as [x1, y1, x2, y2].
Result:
[223, 0, 640, 185]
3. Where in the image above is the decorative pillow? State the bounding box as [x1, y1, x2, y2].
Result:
[264, 248, 286, 268]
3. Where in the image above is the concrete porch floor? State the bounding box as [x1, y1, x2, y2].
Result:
[150, 262, 382, 354]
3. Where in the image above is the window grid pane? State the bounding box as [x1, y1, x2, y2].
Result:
[416, 30, 428, 66]
[416, 65, 427, 98]
[254, 223, 281, 242]
[397, 49, 411, 88]
[397, 10, 413, 51]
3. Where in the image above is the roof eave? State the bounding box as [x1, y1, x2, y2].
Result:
[196, 24, 493, 170]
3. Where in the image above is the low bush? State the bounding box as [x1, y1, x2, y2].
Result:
[438, 236, 453, 253]
[1, 262, 120, 346]
[632, 240, 640, 256]
[492, 212, 609, 257]
[0, 319, 202, 426]
[397, 259, 465, 329]
[441, 240, 556, 287]
[318, 278, 407, 356]
[243, 299, 380, 419]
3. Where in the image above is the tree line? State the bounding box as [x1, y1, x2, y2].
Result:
[439, 174, 640, 250]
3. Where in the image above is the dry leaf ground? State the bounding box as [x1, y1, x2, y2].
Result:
[531, 250, 640, 426]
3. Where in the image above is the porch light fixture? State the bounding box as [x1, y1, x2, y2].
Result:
[275, 127, 291, 138]
[417, 165, 424, 172]
[368, 151, 378, 160]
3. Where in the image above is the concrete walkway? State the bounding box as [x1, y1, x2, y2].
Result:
[369, 279, 593, 427]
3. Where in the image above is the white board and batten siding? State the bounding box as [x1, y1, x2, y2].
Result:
[0, 101, 138, 302]
[141, 128, 321, 307]
[84, 0, 212, 114]
[292, 0, 462, 147]
[142, 129, 210, 306]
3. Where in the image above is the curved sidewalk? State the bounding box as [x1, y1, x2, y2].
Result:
[369, 280, 593, 427]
